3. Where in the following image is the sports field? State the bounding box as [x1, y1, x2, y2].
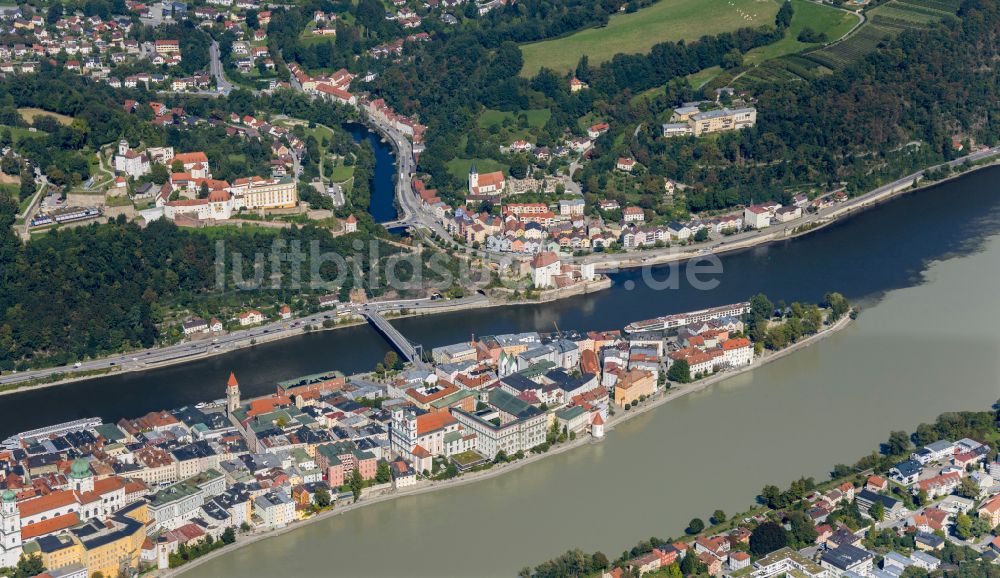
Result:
[520, 0, 780, 76]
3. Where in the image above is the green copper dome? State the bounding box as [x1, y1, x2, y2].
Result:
[70, 458, 91, 479]
[1, 489, 14, 503]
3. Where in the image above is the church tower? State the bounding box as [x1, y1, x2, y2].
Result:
[0, 490, 22, 568]
[468, 162, 479, 194]
[226, 372, 241, 416]
[69, 458, 94, 493]
[118, 139, 129, 156]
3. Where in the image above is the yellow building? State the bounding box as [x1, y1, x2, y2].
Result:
[613, 368, 656, 407]
[689, 107, 757, 136]
[33, 502, 149, 578]
[243, 177, 298, 210]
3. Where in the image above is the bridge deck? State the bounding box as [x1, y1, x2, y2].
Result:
[364, 310, 425, 367]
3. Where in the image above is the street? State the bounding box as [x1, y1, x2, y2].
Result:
[0, 294, 490, 388]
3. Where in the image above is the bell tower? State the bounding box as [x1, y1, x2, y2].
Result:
[226, 372, 241, 416]
[0, 490, 22, 568]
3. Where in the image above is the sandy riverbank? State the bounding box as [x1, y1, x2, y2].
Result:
[159, 313, 854, 578]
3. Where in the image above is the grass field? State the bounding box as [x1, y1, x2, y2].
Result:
[0, 125, 47, 143]
[18, 108, 73, 126]
[520, 0, 780, 76]
[743, 0, 859, 64]
[446, 157, 508, 180]
[328, 163, 355, 182]
[478, 108, 551, 129]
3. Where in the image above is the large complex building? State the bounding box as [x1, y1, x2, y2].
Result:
[452, 389, 547, 458]
[662, 107, 757, 138]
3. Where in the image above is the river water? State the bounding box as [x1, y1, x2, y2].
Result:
[344, 122, 399, 224]
[7, 165, 1000, 576]
[179, 169, 1000, 577]
[6, 168, 1000, 438]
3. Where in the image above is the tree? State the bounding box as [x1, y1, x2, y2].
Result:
[721, 49, 743, 70]
[787, 511, 818, 546]
[748, 293, 774, 342]
[680, 550, 706, 575]
[509, 156, 529, 179]
[13, 554, 45, 578]
[376, 461, 392, 484]
[884, 430, 912, 456]
[760, 484, 781, 508]
[667, 359, 691, 383]
[711, 510, 727, 525]
[954, 513, 973, 540]
[199, 181, 209, 199]
[685, 518, 705, 535]
[383, 351, 401, 371]
[776, 0, 794, 29]
[694, 228, 709, 242]
[592, 551, 609, 571]
[870, 500, 885, 522]
[349, 468, 364, 500]
[957, 476, 981, 500]
[750, 522, 788, 556]
[495, 449, 509, 463]
[313, 486, 332, 508]
[221, 526, 236, 544]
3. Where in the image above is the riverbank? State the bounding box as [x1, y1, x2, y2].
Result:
[580, 149, 1000, 271]
[160, 313, 854, 578]
[0, 277, 615, 397]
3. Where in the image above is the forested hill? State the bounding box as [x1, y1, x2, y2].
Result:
[576, 0, 1000, 212]
[374, 0, 998, 213]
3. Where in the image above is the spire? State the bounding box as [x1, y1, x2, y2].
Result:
[469, 162, 477, 175]
[227, 372, 239, 388]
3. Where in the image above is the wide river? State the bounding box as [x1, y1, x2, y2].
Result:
[9, 167, 1000, 576]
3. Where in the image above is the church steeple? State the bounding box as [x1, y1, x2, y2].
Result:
[226, 372, 241, 416]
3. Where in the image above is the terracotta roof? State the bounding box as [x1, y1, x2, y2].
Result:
[173, 152, 208, 164]
[20, 512, 81, 540]
[591, 412, 604, 426]
[531, 251, 559, 268]
[228, 372, 239, 388]
[415, 411, 456, 436]
[722, 337, 751, 350]
[18, 490, 77, 518]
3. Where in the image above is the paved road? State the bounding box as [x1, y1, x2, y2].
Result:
[209, 41, 234, 95]
[0, 294, 489, 387]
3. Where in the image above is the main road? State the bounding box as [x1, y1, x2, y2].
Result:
[0, 294, 488, 389]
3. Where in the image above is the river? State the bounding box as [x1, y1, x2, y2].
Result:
[5, 167, 1000, 438]
[176, 168, 1000, 577]
[344, 122, 399, 224]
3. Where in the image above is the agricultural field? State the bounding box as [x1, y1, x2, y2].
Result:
[519, 0, 780, 77]
[743, 0, 860, 64]
[18, 108, 73, 126]
[630, 0, 856, 100]
[797, 0, 960, 72]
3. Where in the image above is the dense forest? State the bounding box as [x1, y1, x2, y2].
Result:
[0, 213, 395, 370]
